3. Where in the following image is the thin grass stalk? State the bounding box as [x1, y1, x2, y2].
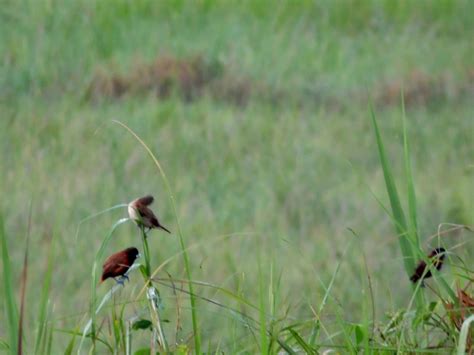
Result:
[113, 120, 201, 353]
[125, 321, 132, 355]
[0, 214, 19, 354]
[258, 260, 268, 354]
[401, 93, 420, 250]
[34, 232, 55, 355]
[400, 96, 426, 307]
[45, 323, 53, 354]
[139, 226, 169, 352]
[18, 236, 29, 355]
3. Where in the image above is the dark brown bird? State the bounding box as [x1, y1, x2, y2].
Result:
[101, 247, 140, 283]
[128, 195, 171, 234]
[410, 247, 446, 285]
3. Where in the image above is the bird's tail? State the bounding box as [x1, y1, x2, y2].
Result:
[159, 224, 171, 234]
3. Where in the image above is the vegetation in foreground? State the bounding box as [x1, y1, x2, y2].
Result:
[1, 0, 473, 353]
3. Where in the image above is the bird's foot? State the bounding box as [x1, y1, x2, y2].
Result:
[114, 277, 126, 287]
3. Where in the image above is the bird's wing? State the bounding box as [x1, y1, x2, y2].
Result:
[102, 258, 132, 280]
[410, 261, 427, 282]
[139, 206, 159, 224]
[137, 195, 154, 206]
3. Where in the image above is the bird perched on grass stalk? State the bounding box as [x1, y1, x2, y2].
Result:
[101, 247, 140, 284]
[410, 247, 446, 285]
[128, 195, 171, 234]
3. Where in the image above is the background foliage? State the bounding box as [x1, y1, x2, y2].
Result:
[1, 0, 472, 352]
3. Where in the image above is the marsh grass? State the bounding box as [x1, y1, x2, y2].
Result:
[1, 0, 473, 353]
[0, 214, 19, 354]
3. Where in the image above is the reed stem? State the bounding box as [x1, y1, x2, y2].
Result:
[139, 226, 168, 352]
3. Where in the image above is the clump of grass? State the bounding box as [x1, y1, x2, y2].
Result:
[87, 54, 256, 106]
[370, 96, 458, 303]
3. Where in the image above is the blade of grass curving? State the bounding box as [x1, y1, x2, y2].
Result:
[369, 102, 414, 275]
[74, 204, 128, 242]
[78, 217, 129, 354]
[112, 120, 201, 353]
[401, 93, 420, 250]
[457, 314, 474, 355]
[0, 213, 19, 354]
[152, 277, 259, 311]
[288, 328, 315, 354]
[56, 328, 113, 353]
[153, 279, 260, 329]
[34, 231, 55, 355]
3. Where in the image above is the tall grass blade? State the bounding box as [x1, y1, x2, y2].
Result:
[130, 225, 168, 350]
[34, 232, 55, 355]
[401, 93, 420, 250]
[18, 234, 29, 355]
[369, 103, 414, 274]
[258, 261, 268, 354]
[45, 323, 53, 355]
[288, 329, 315, 354]
[457, 314, 474, 355]
[64, 328, 78, 355]
[0, 213, 19, 354]
[112, 120, 201, 353]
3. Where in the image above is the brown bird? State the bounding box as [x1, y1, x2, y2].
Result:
[128, 195, 171, 234]
[410, 247, 446, 285]
[101, 247, 140, 283]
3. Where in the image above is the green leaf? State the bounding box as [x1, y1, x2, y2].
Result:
[369, 103, 414, 275]
[353, 324, 367, 346]
[132, 319, 153, 331]
[175, 344, 190, 355]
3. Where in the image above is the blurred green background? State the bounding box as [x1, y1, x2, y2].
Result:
[1, 0, 473, 351]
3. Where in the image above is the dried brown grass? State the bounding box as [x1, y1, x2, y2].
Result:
[87, 54, 255, 105]
[87, 55, 473, 109]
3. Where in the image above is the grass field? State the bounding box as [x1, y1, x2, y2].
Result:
[1, 0, 473, 353]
